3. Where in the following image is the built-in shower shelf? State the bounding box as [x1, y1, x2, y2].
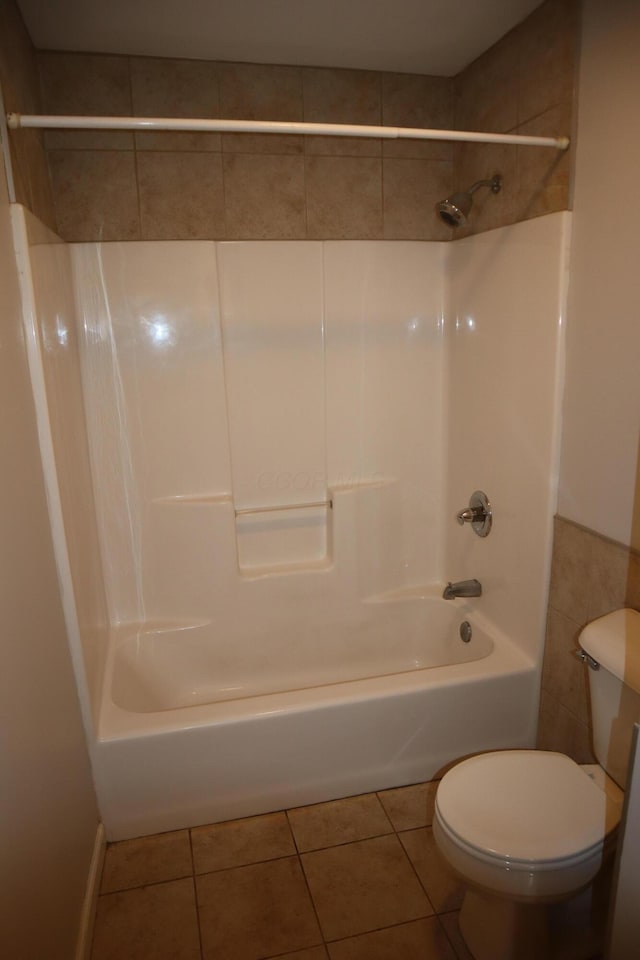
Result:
[330, 478, 396, 494]
[238, 557, 334, 581]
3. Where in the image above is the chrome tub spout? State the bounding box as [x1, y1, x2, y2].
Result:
[443, 579, 482, 600]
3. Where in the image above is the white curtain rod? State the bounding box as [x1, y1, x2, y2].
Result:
[5, 113, 570, 150]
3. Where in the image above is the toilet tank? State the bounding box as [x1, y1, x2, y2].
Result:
[580, 608, 640, 789]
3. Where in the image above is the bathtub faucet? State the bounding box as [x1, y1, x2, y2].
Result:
[442, 579, 482, 600]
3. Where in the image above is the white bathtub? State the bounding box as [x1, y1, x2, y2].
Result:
[94, 595, 538, 840]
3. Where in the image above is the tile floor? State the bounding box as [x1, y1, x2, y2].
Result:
[91, 779, 473, 960]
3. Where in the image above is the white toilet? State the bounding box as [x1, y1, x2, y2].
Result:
[433, 608, 640, 960]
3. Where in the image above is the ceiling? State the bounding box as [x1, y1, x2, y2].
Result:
[18, 0, 542, 77]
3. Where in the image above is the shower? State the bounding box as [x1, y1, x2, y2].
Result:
[437, 174, 502, 227]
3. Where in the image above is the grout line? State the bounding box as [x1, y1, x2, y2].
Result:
[99, 871, 195, 897]
[188, 830, 205, 960]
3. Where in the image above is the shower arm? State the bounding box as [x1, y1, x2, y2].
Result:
[468, 176, 502, 196]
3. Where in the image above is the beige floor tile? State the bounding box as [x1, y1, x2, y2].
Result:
[377, 781, 438, 830]
[301, 834, 432, 941]
[191, 811, 296, 873]
[196, 855, 321, 960]
[288, 793, 392, 852]
[439, 912, 474, 960]
[399, 828, 465, 913]
[327, 917, 456, 959]
[91, 878, 200, 960]
[100, 830, 192, 893]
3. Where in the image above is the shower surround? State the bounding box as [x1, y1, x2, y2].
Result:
[14, 208, 570, 838]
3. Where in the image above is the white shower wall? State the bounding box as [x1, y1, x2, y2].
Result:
[70, 240, 447, 636]
[15, 213, 569, 727]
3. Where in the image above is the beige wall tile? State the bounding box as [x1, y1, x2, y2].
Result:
[49, 150, 139, 241]
[377, 781, 439, 831]
[537, 690, 595, 764]
[626, 552, 640, 611]
[306, 156, 382, 239]
[450, 142, 517, 238]
[548, 517, 594, 626]
[138, 151, 225, 240]
[219, 62, 303, 120]
[191, 811, 296, 873]
[197, 856, 321, 960]
[541, 608, 589, 724]
[101, 830, 192, 894]
[303, 67, 381, 124]
[515, 0, 580, 125]
[515, 103, 572, 222]
[38, 52, 133, 150]
[24, 131, 57, 231]
[0, 1, 55, 225]
[454, 33, 519, 134]
[222, 132, 303, 155]
[288, 794, 392, 852]
[303, 67, 381, 158]
[383, 158, 452, 241]
[301, 835, 432, 940]
[382, 73, 452, 160]
[223, 153, 305, 239]
[131, 56, 221, 152]
[92, 878, 200, 960]
[585, 534, 631, 623]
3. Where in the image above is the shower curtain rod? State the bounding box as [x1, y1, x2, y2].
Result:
[5, 112, 570, 150]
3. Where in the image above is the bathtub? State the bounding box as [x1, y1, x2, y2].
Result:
[93, 593, 538, 840]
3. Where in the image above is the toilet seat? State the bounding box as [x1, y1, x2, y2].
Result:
[433, 750, 622, 900]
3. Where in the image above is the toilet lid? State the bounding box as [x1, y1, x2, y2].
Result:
[435, 751, 621, 864]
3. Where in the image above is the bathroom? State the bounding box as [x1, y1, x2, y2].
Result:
[1, 0, 639, 957]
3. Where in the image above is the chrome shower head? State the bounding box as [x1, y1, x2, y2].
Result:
[436, 174, 502, 227]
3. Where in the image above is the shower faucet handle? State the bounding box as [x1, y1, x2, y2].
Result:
[455, 490, 492, 538]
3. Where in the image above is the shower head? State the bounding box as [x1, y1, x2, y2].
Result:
[436, 174, 502, 227]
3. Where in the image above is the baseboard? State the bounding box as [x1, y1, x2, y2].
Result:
[75, 822, 106, 960]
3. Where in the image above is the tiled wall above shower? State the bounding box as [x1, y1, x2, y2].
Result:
[0, 0, 580, 242]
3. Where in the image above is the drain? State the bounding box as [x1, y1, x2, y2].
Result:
[459, 621, 472, 643]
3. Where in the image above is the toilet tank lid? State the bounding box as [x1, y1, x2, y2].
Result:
[580, 608, 640, 694]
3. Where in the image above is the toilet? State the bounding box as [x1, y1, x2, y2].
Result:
[433, 608, 640, 960]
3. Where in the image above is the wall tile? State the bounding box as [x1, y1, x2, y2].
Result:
[626, 552, 640, 611]
[38, 52, 132, 150]
[217, 63, 304, 159]
[223, 154, 305, 239]
[303, 67, 381, 158]
[48, 150, 139, 241]
[0, 0, 55, 224]
[454, 33, 519, 134]
[306, 156, 382, 239]
[537, 690, 595, 764]
[222, 132, 303, 155]
[541, 608, 589, 724]
[515, 0, 579, 125]
[138, 151, 225, 240]
[131, 56, 221, 152]
[382, 73, 452, 160]
[219, 62, 303, 120]
[451, 142, 517, 238]
[586, 535, 632, 623]
[382, 159, 452, 241]
[515, 102, 572, 222]
[548, 517, 594, 626]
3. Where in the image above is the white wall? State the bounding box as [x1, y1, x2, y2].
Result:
[558, 0, 640, 549]
[0, 157, 99, 958]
